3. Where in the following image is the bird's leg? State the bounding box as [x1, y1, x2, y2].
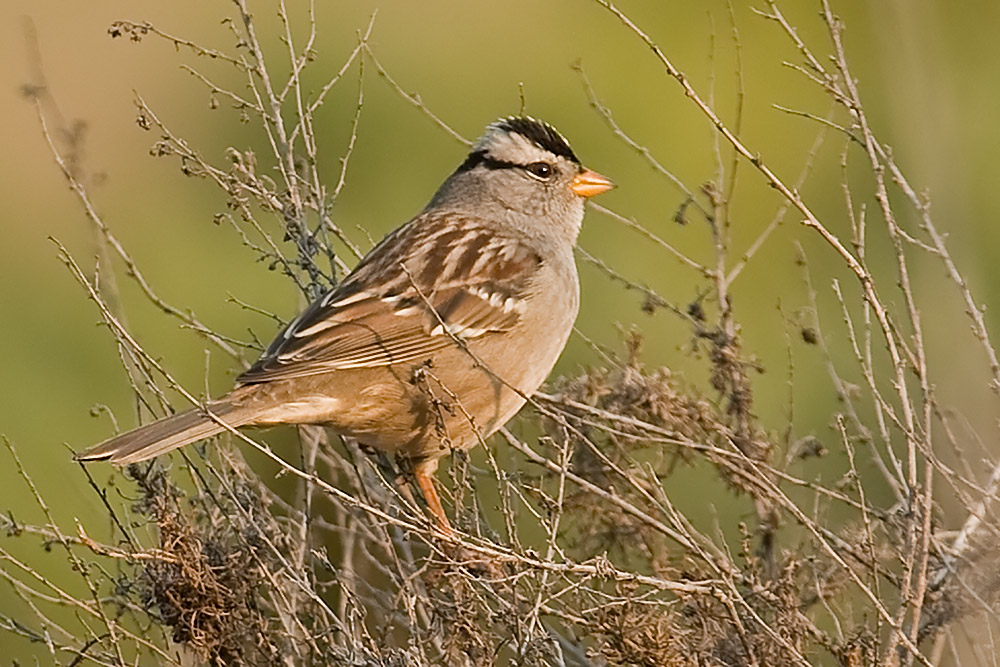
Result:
[413, 462, 454, 539]
[412, 459, 508, 578]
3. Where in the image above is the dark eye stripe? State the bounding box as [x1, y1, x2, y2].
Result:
[457, 150, 522, 173]
[457, 151, 557, 179]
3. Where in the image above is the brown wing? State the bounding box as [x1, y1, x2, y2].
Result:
[237, 213, 541, 384]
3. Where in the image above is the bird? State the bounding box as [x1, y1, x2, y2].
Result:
[76, 116, 613, 534]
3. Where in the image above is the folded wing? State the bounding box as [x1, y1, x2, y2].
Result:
[238, 215, 541, 384]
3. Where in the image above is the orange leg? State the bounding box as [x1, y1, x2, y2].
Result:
[413, 461, 504, 576]
[414, 465, 454, 539]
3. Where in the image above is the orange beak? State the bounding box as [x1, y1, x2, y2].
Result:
[570, 168, 615, 198]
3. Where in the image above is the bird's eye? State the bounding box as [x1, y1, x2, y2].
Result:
[525, 162, 554, 179]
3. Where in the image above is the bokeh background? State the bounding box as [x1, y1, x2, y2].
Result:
[3, 0, 1000, 661]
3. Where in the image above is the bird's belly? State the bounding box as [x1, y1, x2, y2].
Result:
[259, 274, 578, 464]
[323, 348, 535, 461]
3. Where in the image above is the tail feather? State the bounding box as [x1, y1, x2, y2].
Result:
[76, 401, 251, 465]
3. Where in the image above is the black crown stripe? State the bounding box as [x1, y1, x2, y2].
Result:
[495, 116, 579, 164]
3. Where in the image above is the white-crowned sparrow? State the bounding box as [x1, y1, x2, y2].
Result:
[77, 116, 613, 532]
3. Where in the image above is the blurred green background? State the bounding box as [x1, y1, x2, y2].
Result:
[2, 0, 1000, 661]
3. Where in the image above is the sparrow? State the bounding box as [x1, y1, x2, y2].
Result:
[76, 116, 614, 533]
